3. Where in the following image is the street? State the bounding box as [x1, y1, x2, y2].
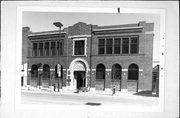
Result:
[21, 90, 158, 106]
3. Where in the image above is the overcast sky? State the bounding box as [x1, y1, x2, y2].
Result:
[23, 12, 160, 62]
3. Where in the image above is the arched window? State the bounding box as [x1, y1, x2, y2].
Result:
[96, 64, 105, 80]
[43, 64, 50, 79]
[31, 65, 38, 78]
[128, 64, 139, 80]
[111, 64, 122, 80]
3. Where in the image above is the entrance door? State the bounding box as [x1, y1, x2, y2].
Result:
[74, 71, 86, 89]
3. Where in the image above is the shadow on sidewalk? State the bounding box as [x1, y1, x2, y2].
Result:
[133, 90, 158, 97]
[85, 102, 101, 106]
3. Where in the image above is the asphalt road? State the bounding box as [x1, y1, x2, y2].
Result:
[21, 91, 158, 106]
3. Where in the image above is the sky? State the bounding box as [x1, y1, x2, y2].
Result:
[23, 12, 160, 63]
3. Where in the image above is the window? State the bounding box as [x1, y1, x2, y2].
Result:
[98, 39, 105, 54]
[39, 43, 43, 56]
[32, 43, 38, 56]
[111, 64, 122, 81]
[43, 64, 50, 79]
[114, 38, 121, 54]
[122, 38, 129, 54]
[59, 41, 63, 55]
[45, 42, 49, 56]
[51, 42, 56, 56]
[106, 38, 113, 54]
[57, 41, 63, 56]
[96, 64, 105, 80]
[98, 36, 139, 55]
[130, 37, 138, 54]
[128, 64, 139, 80]
[74, 40, 85, 55]
[31, 65, 38, 78]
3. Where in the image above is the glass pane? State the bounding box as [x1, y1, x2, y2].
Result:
[96, 64, 105, 80]
[99, 39, 105, 46]
[45, 42, 49, 56]
[39, 43, 43, 56]
[33, 43, 38, 56]
[122, 38, 129, 54]
[74, 40, 85, 55]
[106, 39, 112, 54]
[98, 39, 105, 54]
[51, 42, 56, 56]
[128, 64, 138, 80]
[130, 37, 138, 54]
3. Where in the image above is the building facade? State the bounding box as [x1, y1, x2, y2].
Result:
[22, 21, 154, 92]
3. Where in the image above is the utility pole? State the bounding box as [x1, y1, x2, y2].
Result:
[53, 22, 63, 92]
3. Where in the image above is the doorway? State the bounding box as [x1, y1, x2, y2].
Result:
[74, 71, 86, 89]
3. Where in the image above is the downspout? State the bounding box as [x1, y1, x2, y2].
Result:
[89, 24, 93, 91]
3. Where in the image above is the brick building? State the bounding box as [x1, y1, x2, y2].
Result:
[22, 21, 154, 92]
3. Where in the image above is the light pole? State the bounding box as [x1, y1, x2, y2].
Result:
[37, 63, 42, 89]
[53, 22, 63, 92]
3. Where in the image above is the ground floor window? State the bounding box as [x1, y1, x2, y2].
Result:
[128, 64, 139, 80]
[43, 64, 50, 79]
[111, 64, 122, 81]
[96, 64, 105, 80]
[31, 65, 38, 78]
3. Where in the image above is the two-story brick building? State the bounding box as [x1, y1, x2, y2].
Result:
[22, 21, 154, 92]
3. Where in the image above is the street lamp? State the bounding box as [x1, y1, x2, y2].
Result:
[53, 22, 63, 92]
[53, 22, 63, 31]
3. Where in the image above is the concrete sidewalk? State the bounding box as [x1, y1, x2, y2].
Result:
[21, 86, 157, 99]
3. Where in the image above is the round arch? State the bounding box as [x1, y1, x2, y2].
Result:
[69, 58, 89, 89]
[128, 63, 139, 80]
[42, 64, 50, 88]
[111, 63, 122, 80]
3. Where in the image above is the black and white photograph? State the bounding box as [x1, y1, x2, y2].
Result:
[1, 1, 179, 118]
[21, 10, 161, 107]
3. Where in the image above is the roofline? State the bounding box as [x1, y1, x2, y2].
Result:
[93, 26, 143, 32]
[28, 31, 66, 37]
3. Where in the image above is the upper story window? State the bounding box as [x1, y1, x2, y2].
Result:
[114, 38, 121, 54]
[98, 36, 139, 55]
[57, 41, 63, 56]
[45, 42, 50, 56]
[32, 43, 38, 56]
[106, 38, 113, 54]
[130, 37, 138, 54]
[122, 38, 129, 54]
[98, 39, 105, 54]
[39, 43, 43, 56]
[73, 38, 86, 56]
[51, 42, 56, 56]
[31, 40, 63, 57]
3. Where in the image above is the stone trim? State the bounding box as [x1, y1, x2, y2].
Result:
[122, 69, 128, 71]
[50, 69, 55, 71]
[139, 69, 143, 71]
[68, 35, 91, 39]
[105, 69, 111, 71]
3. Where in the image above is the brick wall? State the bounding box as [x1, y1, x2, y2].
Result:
[25, 21, 154, 91]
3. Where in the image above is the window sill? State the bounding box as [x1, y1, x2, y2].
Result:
[95, 54, 144, 56]
[28, 55, 65, 58]
[72, 55, 87, 57]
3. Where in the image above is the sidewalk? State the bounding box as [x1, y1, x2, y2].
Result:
[21, 86, 157, 99]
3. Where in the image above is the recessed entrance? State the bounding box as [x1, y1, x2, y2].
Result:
[68, 58, 90, 89]
[74, 71, 86, 89]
